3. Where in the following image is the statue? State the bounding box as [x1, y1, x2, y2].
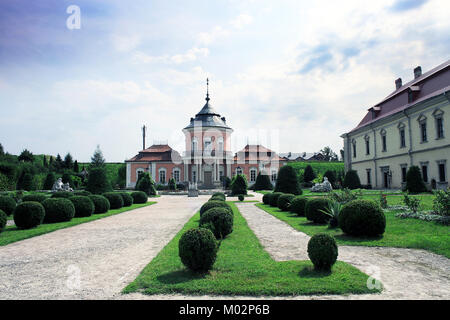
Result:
[52, 178, 64, 191]
[63, 182, 73, 192]
[311, 177, 333, 193]
[188, 182, 198, 197]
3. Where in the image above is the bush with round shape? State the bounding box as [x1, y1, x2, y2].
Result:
[42, 198, 75, 223]
[268, 192, 283, 207]
[13, 201, 45, 229]
[275, 165, 302, 195]
[262, 193, 271, 205]
[88, 195, 110, 214]
[211, 192, 226, 201]
[73, 190, 92, 196]
[339, 199, 386, 237]
[238, 194, 244, 201]
[305, 198, 331, 224]
[131, 191, 148, 204]
[86, 167, 112, 194]
[69, 196, 95, 217]
[343, 170, 361, 190]
[199, 200, 232, 217]
[22, 194, 48, 203]
[51, 191, 72, 198]
[405, 166, 427, 193]
[277, 193, 295, 211]
[307, 233, 338, 271]
[0, 195, 16, 216]
[102, 192, 124, 209]
[119, 192, 133, 207]
[178, 228, 218, 273]
[0, 209, 6, 233]
[231, 174, 248, 195]
[290, 196, 308, 216]
[200, 207, 234, 239]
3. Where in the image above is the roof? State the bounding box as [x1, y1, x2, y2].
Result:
[349, 59, 450, 133]
[279, 152, 304, 161]
[233, 144, 285, 162]
[126, 144, 182, 162]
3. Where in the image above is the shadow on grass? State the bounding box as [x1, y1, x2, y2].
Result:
[298, 266, 332, 278]
[334, 234, 384, 243]
[156, 269, 208, 284]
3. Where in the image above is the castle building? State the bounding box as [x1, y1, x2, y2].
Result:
[341, 60, 450, 190]
[125, 80, 286, 189]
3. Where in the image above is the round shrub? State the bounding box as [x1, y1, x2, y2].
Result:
[290, 196, 308, 216]
[200, 200, 232, 217]
[211, 192, 226, 201]
[73, 190, 92, 196]
[69, 196, 95, 217]
[131, 191, 148, 204]
[0, 209, 6, 233]
[405, 166, 427, 193]
[119, 192, 133, 207]
[262, 193, 271, 205]
[274, 165, 302, 195]
[305, 198, 331, 224]
[343, 170, 361, 190]
[307, 233, 338, 271]
[178, 228, 218, 273]
[339, 199, 386, 237]
[238, 194, 244, 201]
[51, 191, 72, 198]
[0, 195, 16, 216]
[102, 192, 123, 209]
[13, 201, 45, 229]
[268, 192, 283, 207]
[200, 207, 234, 239]
[42, 198, 75, 223]
[277, 193, 295, 211]
[88, 195, 110, 214]
[22, 194, 48, 203]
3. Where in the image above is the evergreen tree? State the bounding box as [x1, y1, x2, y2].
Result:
[16, 171, 34, 191]
[303, 165, 316, 182]
[49, 156, 53, 168]
[43, 172, 56, 190]
[323, 170, 337, 186]
[90, 145, 105, 168]
[405, 166, 427, 193]
[231, 174, 248, 195]
[18, 149, 34, 162]
[62, 172, 74, 188]
[274, 165, 302, 195]
[73, 160, 79, 173]
[86, 167, 112, 194]
[43, 156, 48, 168]
[54, 154, 63, 172]
[63, 153, 74, 170]
[136, 172, 156, 196]
[343, 170, 361, 190]
[0, 143, 4, 156]
[168, 177, 177, 191]
[117, 165, 126, 188]
[253, 172, 273, 191]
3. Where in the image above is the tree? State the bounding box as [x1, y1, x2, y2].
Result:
[64, 153, 74, 170]
[0, 143, 4, 156]
[320, 146, 338, 161]
[303, 165, 316, 183]
[90, 145, 105, 169]
[18, 149, 34, 162]
[43, 156, 48, 168]
[86, 167, 112, 194]
[231, 174, 248, 195]
[275, 165, 302, 195]
[43, 172, 56, 190]
[340, 149, 345, 162]
[253, 172, 273, 191]
[73, 160, 79, 173]
[323, 170, 337, 186]
[16, 169, 34, 191]
[116, 165, 126, 188]
[343, 170, 361, 190]
[62, 172, 74, 188]
[54, 154, 64, 172]
[168, 177, 177, 191]
[49, 156, 53, 168]
[405, 166, 427, 193]
[136, 172, 156, 196]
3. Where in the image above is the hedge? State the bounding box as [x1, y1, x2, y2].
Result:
[42, 198, 75, 223]
[13, 201, 46, 229]
[88, 195, 110, 214]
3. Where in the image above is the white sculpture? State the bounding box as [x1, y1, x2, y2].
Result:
[311, 177, 333, 193]
[188, 182, 199, 197]
[63, 183, 73, 192]
[52, 178, 64, 191]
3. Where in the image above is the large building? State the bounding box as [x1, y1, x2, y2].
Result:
[341, 60, 450, 190]
[125, 80, 286, 189]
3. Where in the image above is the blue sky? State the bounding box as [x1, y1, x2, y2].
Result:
[0, 0, 449, 161]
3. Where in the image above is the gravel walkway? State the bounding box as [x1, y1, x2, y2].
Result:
[0, 195, 209, 300]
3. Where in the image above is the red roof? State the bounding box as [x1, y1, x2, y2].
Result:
[126, 144, 182, 162]
[233, 144, 285, 162]
[350, 59, 450, 133]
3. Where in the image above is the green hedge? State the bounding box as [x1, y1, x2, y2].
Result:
[0, 195, 16, 216]
[70, 196, 95, 217]
[13, 201, 45, 229]
[42, 198, 75, 223]
[131, 191, 148, 204]
[200, 207, 234, 239]
[305, 198, 331, 224]
[200, 200, 232, 217]
[102, 192, 124, 209]
[339, 200, 386, 237]
[178, 228, 218, 273]
[88, 195, 110, 214]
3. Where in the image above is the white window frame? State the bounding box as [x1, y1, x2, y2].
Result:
[173, 168, 180, 183]
[250, 168, 257, 182]
[159, 168, 167, 184]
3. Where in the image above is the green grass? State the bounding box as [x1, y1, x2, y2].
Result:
[124, 202, 378, 296]
[0, 202, 156, 246]
[287, 161, 345, 176]
[256, 200, 450, 258]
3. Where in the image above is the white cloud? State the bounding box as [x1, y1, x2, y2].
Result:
[230, 14, 253, 29]
[111, 34, 141, 52]
[132, 47, 209, 64]
[197, 26, 230, 45]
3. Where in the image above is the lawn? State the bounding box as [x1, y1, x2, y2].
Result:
[124, 202, 379, 296]
[256, 198, 450, 258]
[0, 202, 156, 246]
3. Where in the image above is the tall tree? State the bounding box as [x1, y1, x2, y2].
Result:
[54, 154, 64, 172]
[73, 160, 79, 173]
[340, 149, 345, 162]
[64, 153, 74, 170]
[18, 149, 34, 162]
[0, 143, 4, 156]
[320, 146, 338, 161]
[90, 145, 105, 168]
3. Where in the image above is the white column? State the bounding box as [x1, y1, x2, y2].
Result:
[151, 163, 156, 181]
[184, 162, 188, 182]
[126, 163, 131, 188]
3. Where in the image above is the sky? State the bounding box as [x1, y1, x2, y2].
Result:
[0, 0, 449, 162]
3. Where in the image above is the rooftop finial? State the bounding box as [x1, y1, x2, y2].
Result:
[206, 77, 210, 102]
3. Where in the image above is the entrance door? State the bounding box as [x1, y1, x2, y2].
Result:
[204, 172, 213, 188]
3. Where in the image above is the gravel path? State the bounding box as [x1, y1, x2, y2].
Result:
[0, 195, 209, 300]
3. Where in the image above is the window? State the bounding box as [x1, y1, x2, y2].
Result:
[192, 170, 197, 183]
[380, 129, 387, 152]
[401, 165, 407, 183]
[250, 168, 257, 182]
[439, 163, 446, 182]
[173, 169, 180, 183]
[218, 138, 224, 153]
[352, 139, 356, 158]
[236, 167, 243, 175]
[159, 169, 166, 184]
[204, 140, 211, 149]
[436, 118, 444, 139]
[421, 165, 428, 183]
[366, 169, 371, 185]
[271, 170, 277, 182]
[420, 122, 427, 142]
[365, 135, 370, 155]
[400, 129, 406, 148]
[192, 138, 198, 151]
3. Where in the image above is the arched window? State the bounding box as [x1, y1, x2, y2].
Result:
[192, 137, 198, 151]
[218, 137, 224, 153]
[173, 167, 181, 183]
[271, 169, 277, 182]
[159, 168, 167, 184]
[250, 168, 257, 182]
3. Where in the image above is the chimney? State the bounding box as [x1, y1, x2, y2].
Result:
[414, 66, 422, 79]
[221, 116, 226, 123]
[142, 125, 146, 150]
[395, 78, 402, 90]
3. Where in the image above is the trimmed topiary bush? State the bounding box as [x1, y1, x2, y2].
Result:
[0, 209, 6, 233]
[13, 201, 45, 229]
[0, 195, 16, 216]
[290, 196, 308, 216]
[178, 228, 218, 273]
[69, 196, 95, 217]
[51, 191, 72, 198]
[43, 172, 56, 190]
[262, 193, 271, 205]
[275, 165, 302, 195]
[343, 170, 361, 190]
[307, 233, 338, 271]
[88, 195, 110, 214]
[303, 165, 316, 183]
[238, 194, 244, 201]
[119, 192, 133, 207]
[200, 207, 234, 239]
[135, 172, 157, 196]
[131, 191, 148, 204]
[22, 194, 48, 203]
[305, 198, 331, 224]
[277, 193, 295, 211]
[102, 192, 124, 209]
[42, 198, 75, 223]
[405, 166, 427, 193]
[339, 199, 386, 237]
[73, 190, 92, 196]
[200, 200, 232, 217]
[86, 167, 112, 194]
[268, 192, 283, 207]
[253, 172, 273, 191]
[231, 174, 248, 195]
[211, 192, 226, 201]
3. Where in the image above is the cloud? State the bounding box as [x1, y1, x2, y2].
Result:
[111, 34, 141, 52]
[389, 0, 428, 12]
[132, 47, 209, 64]
[197, 26, 230, 45]
[230, 14, 253, 29]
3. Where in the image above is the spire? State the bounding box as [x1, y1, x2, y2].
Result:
[205, 78, 210, 102]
